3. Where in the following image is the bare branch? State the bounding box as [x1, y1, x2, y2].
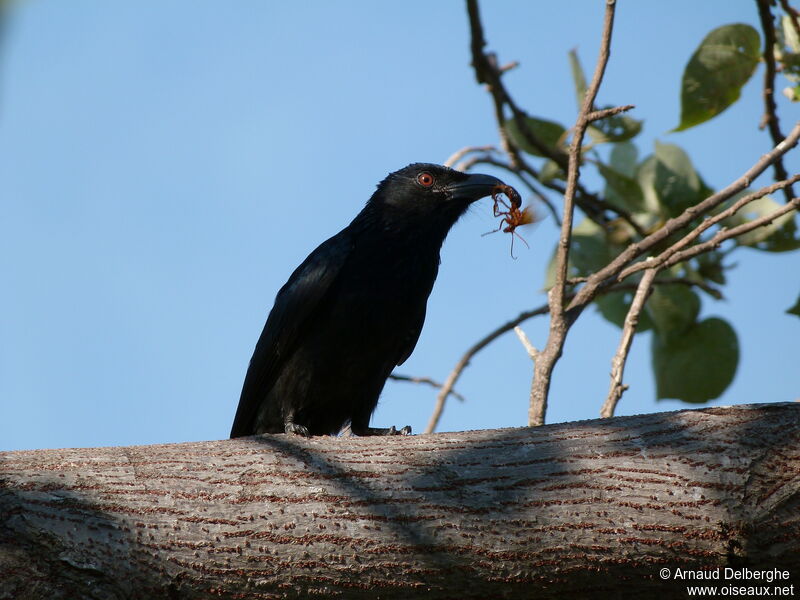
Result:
[424, 303, 550, 434]
[443, 145, 496, 169]
[528, 0, 619, 427]
[657, 196, 799, 271]
[601, 268, 657, 419]
[586, 103, 635, 122]
[424, 276, 722, 434]
[618, 174, 800, 281]
[513, 326, 539, 360]
[757, 0, 796, 202]
[388, 373, 466, 403]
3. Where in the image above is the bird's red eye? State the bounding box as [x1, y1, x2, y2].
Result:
[417, 172, 435, 187]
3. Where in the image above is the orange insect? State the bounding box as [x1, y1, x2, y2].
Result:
[483, 184, 534, 258]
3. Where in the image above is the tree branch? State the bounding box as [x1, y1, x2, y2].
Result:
[656, 195, 799, 271]
[423, 275, 720, 434]
[464, 0, 645, 235]
[617, 174, 800, 281]
[443, 145, 496, 169]
[424, 303, 550, 434]
[3, 404, 800, 599]
[601, 268, 657, 418]
[568, 120, 800, 313]
[388, 373, 467, 403]
[756, 0, 796, 202]
[528, 0, 619, 427]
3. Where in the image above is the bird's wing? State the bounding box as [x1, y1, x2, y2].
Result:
[395, 303, 427, 366]
[230, 231, 354, 437]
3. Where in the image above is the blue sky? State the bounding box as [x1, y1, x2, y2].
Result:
[1, 1, 797, 451]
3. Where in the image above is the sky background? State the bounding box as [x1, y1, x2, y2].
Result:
[1, 1, 797, 452]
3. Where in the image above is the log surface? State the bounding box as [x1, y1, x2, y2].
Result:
[2, 403, 799, 599]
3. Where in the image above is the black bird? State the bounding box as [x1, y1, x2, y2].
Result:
[230, 163, 505, 438]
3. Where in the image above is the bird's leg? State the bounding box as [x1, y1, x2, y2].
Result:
[351, 424, 412, 436]
[283, 409, 311, 437]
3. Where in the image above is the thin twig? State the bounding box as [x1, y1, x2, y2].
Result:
[757, 0, 796, 202]
[424, 303, 550, 434]
[601, 268, 657, 419]
[388, 373, 467, 403]
[423, 275, 723, 434]
[513, 326, 539, 360]
[528, 0, 620, 428]
[444, 145, 497, 169]
[587, 104, 635, 121]
[618, 174, 800, 281]
[657, 196, 800, 270]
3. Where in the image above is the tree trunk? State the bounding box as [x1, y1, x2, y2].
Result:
[1, 403, 799, 599]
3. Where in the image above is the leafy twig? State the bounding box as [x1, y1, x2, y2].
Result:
[655, 195, 799, 270]
[569, 121, 800, 312]
[464, 0, 645, 235]
[618, 174, 800, 281]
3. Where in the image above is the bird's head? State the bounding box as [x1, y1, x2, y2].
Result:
[370, 163, 506, 229]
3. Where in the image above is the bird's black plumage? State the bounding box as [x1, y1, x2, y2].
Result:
[230, 163, 505, 438]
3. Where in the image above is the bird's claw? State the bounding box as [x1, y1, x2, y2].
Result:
[284, 422, 311, 437]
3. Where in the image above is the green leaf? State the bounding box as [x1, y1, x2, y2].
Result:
[570, 218, 619, 275]
[568, 48, 588, 110]
[783, 84, 800, 102]
[694, 251, 727, 285]
[674, 24, 761, 131]
[724, 197, 800, 251]
[645, 284, 701, 342]
[543, 246, 558, 290]
[634, 155, 662, 217]
[543, 218, 622, 288]
[652, 142, 703, 217]
[595, 289, 654, 332]
[597, 161, 645, 213]
[505, 116, 567, 157]
[538, 159, 565, 183]
[610, 142, 638, 177]
[588, 112, 643, 144]
[757, 218, 800, 252]
[787, 295, 800, 318]
[652, 317, 739, 403]
[782, 15, 800, 53]
[571, 49, 643, 144]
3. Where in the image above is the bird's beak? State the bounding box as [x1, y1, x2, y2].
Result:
[446, 173, 505, 203]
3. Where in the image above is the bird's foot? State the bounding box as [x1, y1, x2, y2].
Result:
[284, 422, 311, 437]
[352, 425, 412, 436]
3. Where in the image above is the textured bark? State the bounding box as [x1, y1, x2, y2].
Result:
[1, 403, 799, 599]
